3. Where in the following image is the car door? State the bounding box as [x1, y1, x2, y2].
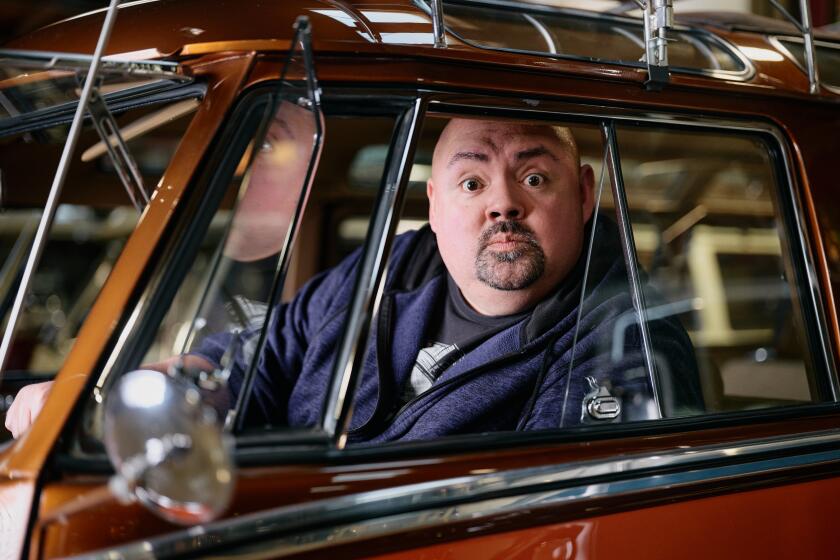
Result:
[23, 27, 840, 560]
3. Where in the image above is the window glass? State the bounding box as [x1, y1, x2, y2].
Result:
[615, 126, 820, 411]
[438, 1, 745, 73]
[342, 116, 702, 445]
[75, 94, 399, 443]
[73, 110, 824, 451]
[0, 102, 196, 371]
[0, 96, 197, 441]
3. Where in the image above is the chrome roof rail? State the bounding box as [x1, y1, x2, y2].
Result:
[0, 0, 122, 375]
[638, 0, 674, 90]
[769, 0, 819, 94]
[430, 0, 447, 48]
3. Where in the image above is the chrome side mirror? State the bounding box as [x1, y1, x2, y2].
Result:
[103, 369, 234, 525]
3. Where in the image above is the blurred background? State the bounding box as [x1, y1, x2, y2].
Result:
[0, 0, 838, 46]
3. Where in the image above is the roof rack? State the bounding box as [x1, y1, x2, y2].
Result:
[638, 0, 673, 90]
[425, 0, 673, 88]
[424, 0, 825, 93]
[421, 0, 754, 87]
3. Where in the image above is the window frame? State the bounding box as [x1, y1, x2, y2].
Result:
[55, 86, 838, 472]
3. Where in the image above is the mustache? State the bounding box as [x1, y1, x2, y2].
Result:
[478, 221, 540, 252]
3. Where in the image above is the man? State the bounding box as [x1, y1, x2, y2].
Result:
[6, 118, 702, 440]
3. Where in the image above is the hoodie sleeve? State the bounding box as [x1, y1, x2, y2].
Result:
[188, 248, 365, 427]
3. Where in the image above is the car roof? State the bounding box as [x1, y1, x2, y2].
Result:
[3, 0, 837, 100]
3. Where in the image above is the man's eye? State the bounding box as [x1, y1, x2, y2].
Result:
[460, 178, 481, 192]
[525, 173, 545, 187]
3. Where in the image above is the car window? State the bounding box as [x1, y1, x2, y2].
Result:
[340, 113, 827, 444]
[341, 116, 672, 445]
[613, 125, 826, 412]
[774, 37, 840, 92]
[0, 101, 196, 373]
[69, 103, 831, 455]
[0, 99, 197, 441]
[70, 85, 401, 448]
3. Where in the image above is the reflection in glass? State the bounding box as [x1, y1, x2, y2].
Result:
[616, 126, 818, 412]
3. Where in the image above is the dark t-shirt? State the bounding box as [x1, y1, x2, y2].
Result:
[400, 274, 529, 403]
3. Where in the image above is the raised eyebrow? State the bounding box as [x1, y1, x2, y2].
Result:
[515, 145, 559, 163]
[448, 151, 489, 167]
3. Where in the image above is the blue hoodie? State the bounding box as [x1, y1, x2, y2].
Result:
[194, 218, 703, 443]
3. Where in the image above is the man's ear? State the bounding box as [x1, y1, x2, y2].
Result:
[426, 178, 437, 232]
[579, 163, 596, 223]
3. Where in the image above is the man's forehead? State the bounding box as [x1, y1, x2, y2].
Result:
[435, 119, 575, 167]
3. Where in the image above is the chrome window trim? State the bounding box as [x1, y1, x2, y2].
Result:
[322, 97, 426, 443]
[0, 81, 202, 139]
[230, 16, 326, 433]
[412, 0, 755, 82]
[769, 35, 840, 95]
[72, 428, 840, 559]
[601, 121, 662, 417]
[0, 48, 181, 75]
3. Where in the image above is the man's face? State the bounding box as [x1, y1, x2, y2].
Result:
[427, 119, 595, 315]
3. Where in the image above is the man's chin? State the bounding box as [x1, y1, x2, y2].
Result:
[476, 260, 543, 291]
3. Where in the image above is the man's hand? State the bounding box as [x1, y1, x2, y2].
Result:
[3, 355, 218, 440]
[5, 381, 52, 439]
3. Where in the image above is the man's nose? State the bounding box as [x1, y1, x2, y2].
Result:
[486, 181, 525, 221]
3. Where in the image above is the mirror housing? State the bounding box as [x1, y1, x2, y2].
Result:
[103, 368, 234, 525]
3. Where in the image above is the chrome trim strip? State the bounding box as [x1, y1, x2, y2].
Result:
[0, 48, 180, 76]
[73, 428, 840, 559]
[766, 115, 839, 400]
[523, 13, 557, 55]
[601, 121, 662, 417]
[0, 0, 122, 376]
[322, 97, 426, 443]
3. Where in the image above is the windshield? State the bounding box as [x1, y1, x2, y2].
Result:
[0, 51, 198, 395]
